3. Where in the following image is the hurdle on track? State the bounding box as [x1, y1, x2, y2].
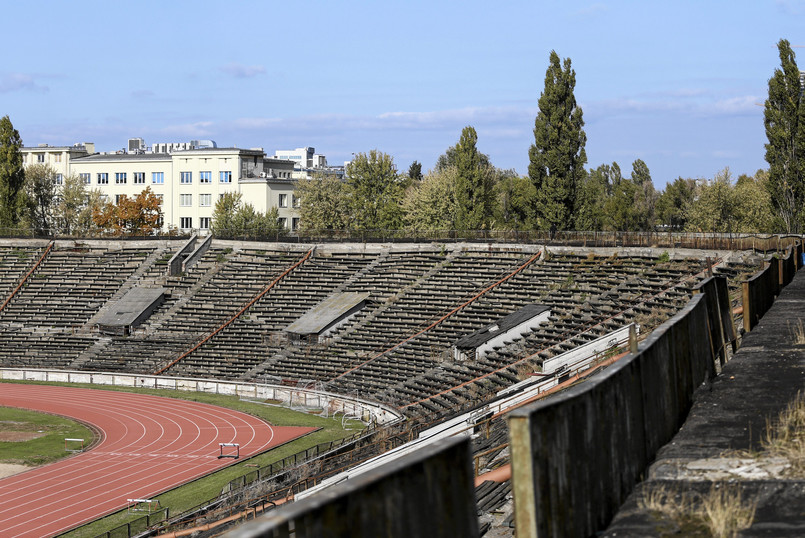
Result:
[64, 438, 85, 452]
[127, 498, 161, 513]
[218, 442, 240, 459]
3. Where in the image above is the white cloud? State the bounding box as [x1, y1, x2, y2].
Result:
[219, 63, 266, 78]
[158, 121, 215, 138]
[571, 3, 609, 17]
[0, 73, 48, 93]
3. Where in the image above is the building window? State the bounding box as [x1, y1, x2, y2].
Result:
[115, 194, 124, 205]
[180, 171, 192, 184]
[37, 154, 45, 163]
[199, 194, 211, 207]
[278, 217, 287, 229]
[53, 174, 63, 186]
[156, 194, 163, 204]
[115, 172, 127, 184]
[292, 194, 300, 208]
[278, 194, 288, 208]
[134, 172, 145, 184]
[199, 217, 211, 230]
[54, 154, 62, 163]
[180, 194, 192, 207]
[152, 172, 164, 184]
[219, 171, 232, 183]
[180, 217, 192, 229]
[80, 173, 91, 185]
[292, 217, 300, 231]
[97, 173, 109, 185]
[200, 171, 212, 184]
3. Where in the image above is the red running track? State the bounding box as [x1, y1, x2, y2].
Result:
[0, 384, 315, 538]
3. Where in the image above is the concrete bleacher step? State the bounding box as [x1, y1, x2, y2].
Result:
[69, 336, 113, 370]
[83, 247, 165, 329]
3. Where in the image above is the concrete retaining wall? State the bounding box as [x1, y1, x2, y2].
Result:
[0, 369, 403, 425]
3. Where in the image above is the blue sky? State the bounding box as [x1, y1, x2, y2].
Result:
[3, 1, 804, 188]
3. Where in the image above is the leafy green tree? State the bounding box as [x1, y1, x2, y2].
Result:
[630, 159, 657, 230]
[685, 168, 736, 233]
[764, 38, 805, 232]
[211, 191, 283, 238]
[408, 161, 423, 182]
[346, 150, 405, 230]
[402, 166, 459, 233]
[733, 170, 777, 233]
[22, 163, 58, 235]
[494, 173, 537, 231]
[232, 204, 284, 238]
[55, 174, 103, 236]
[575, 167, 606, 231]
[453, 126, 495, 230]
[656, 177, 696, 230]
[603, 177, 639, 231]
[0, 115, 25, 229]
[435, 144, 491, 172]
[294, 174, 351, 231]
[211, 192, 241, 237]
[529, 50, 587, 231]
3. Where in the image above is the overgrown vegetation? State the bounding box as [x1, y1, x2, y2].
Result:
[639, 482, 757, 537]
[762, 391, 805, 475]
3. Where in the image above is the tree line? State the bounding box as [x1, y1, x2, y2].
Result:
[1, 39, 804, 237]
[295, 43, 801, 236]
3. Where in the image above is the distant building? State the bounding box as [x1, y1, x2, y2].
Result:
[273, 147, 345, 180]
[20, 139, 298, 233]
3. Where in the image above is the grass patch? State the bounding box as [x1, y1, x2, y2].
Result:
[762, 390, 805, 475]
[789, 320, 805, 345]
[1, 380, 363, 538]
[0, 407, 95, 466]
[639, 482, 756, 537]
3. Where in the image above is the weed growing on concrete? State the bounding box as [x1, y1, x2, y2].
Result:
[700, 483, 757, 538]
[762, 391, 805, 475]
[789, 320, 805, 345]
[639, 482, 756, 537]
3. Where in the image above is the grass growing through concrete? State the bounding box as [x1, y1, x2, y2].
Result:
[762, 390, 805, 475]
[0, 407, 95, 466]
[639, 482, 756, 537]
[0, 380, 364, 538]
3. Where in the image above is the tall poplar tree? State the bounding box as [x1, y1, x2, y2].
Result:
[0, 115, 25, 229]
[529, 51, 587, 231]
[764, 38, 805, 233]
[454, 126, 494, 230]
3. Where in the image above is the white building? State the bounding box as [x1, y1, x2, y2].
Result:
[272, 147, 344, 180]
[20, 141, 299, 234]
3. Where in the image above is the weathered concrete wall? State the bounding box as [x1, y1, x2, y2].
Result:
[507, 286, 722, 538]
[743, 258, 780, 332]
[230, 436, 479, 538]
[168, 234, 197, 276]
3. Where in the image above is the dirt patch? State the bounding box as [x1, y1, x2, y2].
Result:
[0, 431, 46, 442]
[0, 463, 30, 479]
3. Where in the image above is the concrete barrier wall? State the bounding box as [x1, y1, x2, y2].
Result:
[168, 234, 197, 276]
[182, 234, 212, 272]
[230, 436, 479, 538]
[507, 289, 718, 538]
[0, 369, 403, 425]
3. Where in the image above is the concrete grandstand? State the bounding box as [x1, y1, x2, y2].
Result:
[0, 236, 774, 536]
